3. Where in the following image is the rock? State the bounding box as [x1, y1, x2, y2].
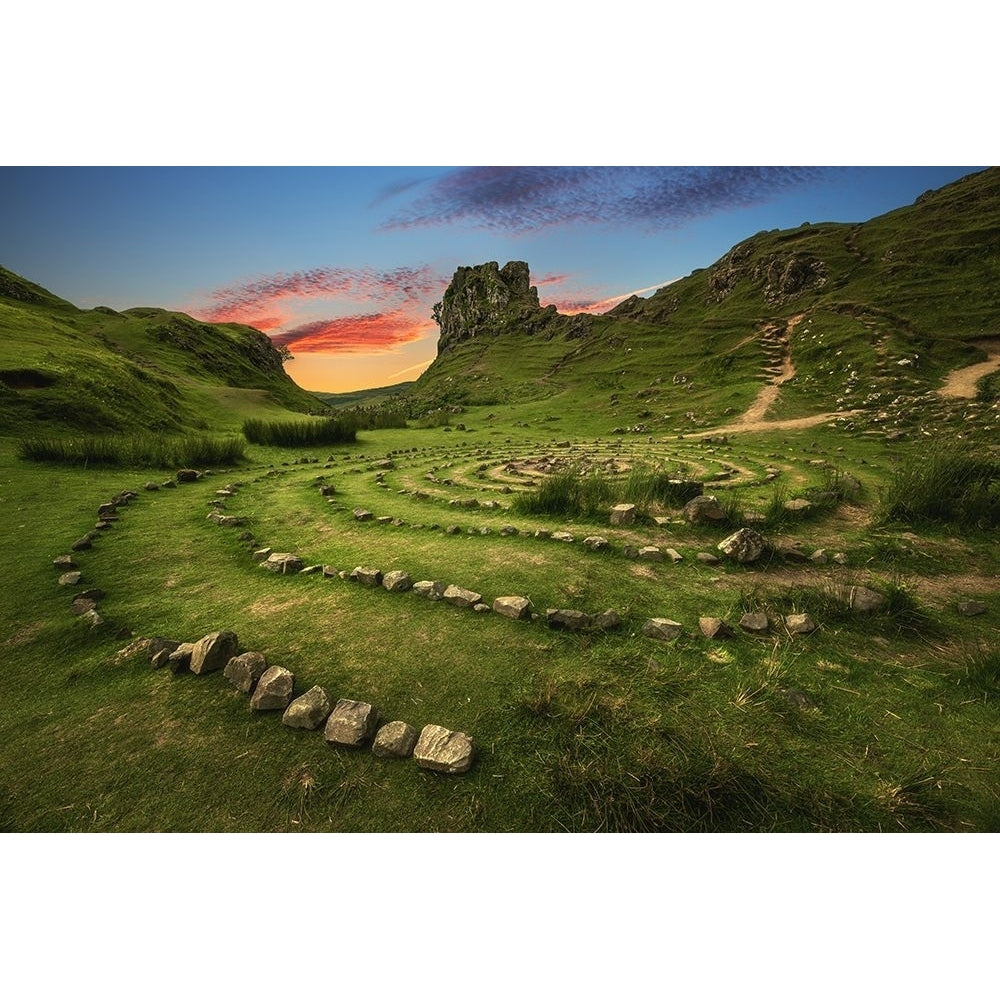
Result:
[252, 547, 273, 562]
[144, 481, 160, 491]
[262, 552, 304, 574]
[413, 580, 447, 601]
[413, 724, 475, 775]
[784, 613, 817, 635]
[622, 546, 639, 558]
[353, 508, 374, 521]
[499, 525, 519, 536]
[473, 602, 490, 613]
[250, 666, 295, 710]
[551, 531, 574, 542]
[445, 525, 461, 535]
[324, 699, 379, 747]
[282, 686, 332, 730]
[534, 529, 551, 540]
[583, 536, 609, 551]
[717, 528, 767, 563]
[189, 630, 239, 675]
[783, 498, 813, 513]
[382, 570, 413, 592]
[443, 585, 482, 608]
[810, 549, 829, 564]
[322, 565, 339, 578]
[351, 566, 383, 587]
[696, 552, 720, 565]
[739, 612, 770, 634]
[71, 536, 93, 551]
[167, 642, 195, 673]
[699, 617, 733, 639]
[97, 503, 118, 519]
[638, 546, 664, 562]
[642, 618, 684, 641]
[52, 555, 77, 570]
[609, 503, 637, 526]
[546, 608, 592, 631]
[593, 609, 622, 630]
[956, 600, 987, 617]
[80, 609, 105, 629]
[58, 571, 82, 586]
[71, 597, 98, 616]
[372, 721, 419, 759]
[831, 552, 848, 565]
[492, 595, 532, 621]
[775, 541, 810, 563]
[665, 548, 684, 563]
[300, 565, 322, 575]
[376, 516, 393, 525]
[176, 469, 199, 483]
[224, 651, 268, 693]
[824, 583, 887, 613]
[683, 495, 726, 523]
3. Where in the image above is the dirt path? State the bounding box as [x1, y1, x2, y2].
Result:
[937, 338, 1000, 398]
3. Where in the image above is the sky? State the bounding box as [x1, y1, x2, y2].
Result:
[0, 165, 985, 393]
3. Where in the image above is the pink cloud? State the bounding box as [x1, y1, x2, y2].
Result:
[270, 311, 435, 354]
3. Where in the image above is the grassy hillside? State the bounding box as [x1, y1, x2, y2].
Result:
[406, 168, 1000, 434]
[0, 265, 326, 433]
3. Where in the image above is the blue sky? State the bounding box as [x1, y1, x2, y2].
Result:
[0, 165, 984, 391]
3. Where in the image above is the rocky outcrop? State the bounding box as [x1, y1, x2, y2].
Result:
[433, 261, 556, 353]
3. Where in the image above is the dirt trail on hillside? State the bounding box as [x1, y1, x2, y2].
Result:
[937, 338, 1000, 398]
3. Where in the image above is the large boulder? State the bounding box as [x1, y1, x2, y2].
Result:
[282, 686, 332, 730]
[717, 528, 766, 564]
[683, 495, 726, 523]
[372, 721, 419, 759]
[492, 596, 532, 621]
[224, 651, 268, 693]
[250, 666, 295, 710]
[324, 699, 379, 747]
[189, 630, 239, 675]
[413, 725, 475, 775]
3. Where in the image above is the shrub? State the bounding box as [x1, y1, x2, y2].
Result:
[241, 416, 358, 447]
[875, 445, 1000, 528]
[17, 433, 245, 468]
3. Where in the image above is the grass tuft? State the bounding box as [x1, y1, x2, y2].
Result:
[17, 432, 245, 468]
[242, 416, 358, 447]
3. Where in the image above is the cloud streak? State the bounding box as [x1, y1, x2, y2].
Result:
[195, 264, 448, 327]
[382, 166, 828, 234]
[270, 311, 435, 354]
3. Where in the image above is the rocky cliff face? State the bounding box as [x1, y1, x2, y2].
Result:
[433, 260, 556, 353]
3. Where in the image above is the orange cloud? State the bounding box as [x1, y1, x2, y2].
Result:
[543, 278, 679, 315]
[271, 311, 435, 354]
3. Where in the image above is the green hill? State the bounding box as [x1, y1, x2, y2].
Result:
[0, 265, 326, 433]
[407, 168, 1000, 433]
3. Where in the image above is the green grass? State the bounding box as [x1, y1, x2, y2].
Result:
[242, 416, 358, 447]
[17, 432, 246, 468]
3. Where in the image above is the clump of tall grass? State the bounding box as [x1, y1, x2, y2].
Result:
[17, 433, 245, 468]
[875, 445, 1000, 528]
[513, 464, 698, 520]
[242, 415, 358, 447]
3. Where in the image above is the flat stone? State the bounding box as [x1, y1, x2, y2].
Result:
[372, 721, 419, 759]
[58, 571, 82, 586]
[552, 531, 575, 542]
[413, 580, 447, 601]
[638, 546, 664, 562]
[71, 597, 98, 616]
[783, 498, 813, 513]
[499, 525, 519, 536]
[642, 618, 684, 641]
[224, 651, 268, 693]
[955, 600, 987, 617]
[443, 585, 482, 608]
[739, 612, 770, 634]
[593, 609, 622, 630]
[324, 699, 379, 747]
[80, 609, 105, 628]
[546, 608, 592, 632]
[52, 555, 77, 570]
[252, 547, 273, 562]
[534, 529, 551, 540]
[189, 630, 239, 675]
[382, 570, 413, 592]
[262, 552, 304, 574]
[583, 536, 609, 551]
[696, 552, 720, 565]
[493, 595, 532, 621]
[282, 686, 332, 730]
[250, 665, 295, 710]
[665, 548, 684, 563]
[353, 508, 374, 521]
[413, 724, 475, 775]
[784, 613, 817, 635]
[699, 616, 733, 639]
[177, 469, 200, 482]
